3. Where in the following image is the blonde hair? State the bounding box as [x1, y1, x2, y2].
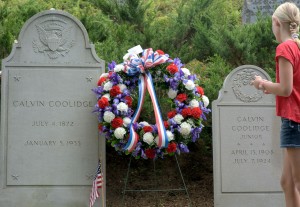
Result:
[273, 2, 300, 48]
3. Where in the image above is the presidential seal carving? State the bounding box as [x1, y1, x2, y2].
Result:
[32, 17, 75, 59]
[232, 69, 263, 102]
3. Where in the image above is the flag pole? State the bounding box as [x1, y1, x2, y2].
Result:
[101, 159, 105, 207]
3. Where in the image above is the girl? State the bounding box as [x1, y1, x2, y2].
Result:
[252, 2, 300, 206]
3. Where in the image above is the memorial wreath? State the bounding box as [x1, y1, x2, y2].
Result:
[93, 46, 210, 159]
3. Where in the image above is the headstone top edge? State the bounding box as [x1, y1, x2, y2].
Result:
[223, 65, 271, 85]
[213, 64, 274, 105]
[2, 9, 104, 66]
[17, 9, 90, 48]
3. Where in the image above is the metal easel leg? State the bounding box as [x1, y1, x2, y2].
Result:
[175, 154, 192, 206]
[121, 154, 192, 207]
[122, 155, 132, 205]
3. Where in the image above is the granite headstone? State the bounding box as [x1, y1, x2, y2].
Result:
[213, 65, 284, 207]
[242, 0, 300, 23]
[0, 9, 105, 207]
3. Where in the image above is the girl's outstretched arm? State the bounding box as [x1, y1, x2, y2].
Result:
[252, 57, 293, 97]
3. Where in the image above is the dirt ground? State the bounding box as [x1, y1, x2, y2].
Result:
[106, 143, 214, 207]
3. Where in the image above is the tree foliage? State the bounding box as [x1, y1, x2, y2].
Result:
[1, 0, 276, 69]
[0, 0, 278, 154]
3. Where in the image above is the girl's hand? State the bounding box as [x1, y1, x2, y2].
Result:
[251, 75, 264, 90]
[251, 75, 271, 94]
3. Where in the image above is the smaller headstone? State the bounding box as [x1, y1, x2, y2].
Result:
[213, 65, 284, 207]
[242, 0, 300, 23]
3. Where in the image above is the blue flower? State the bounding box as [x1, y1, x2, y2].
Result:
[108, 61, 116, 71]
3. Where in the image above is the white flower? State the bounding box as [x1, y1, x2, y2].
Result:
[103, 81, 113, 91]
[181, 68, 191, 77]
[174, 114, 184, 124]
[184, 80, 195, 90]
[114, 64, 124, 72]
[166, 130, 174, 141]
[143, 132, 154, 145]
[180, 122, 192, 136]
[118, 83, 127, 92]
[189, 99, 199, 108]
[100, 73, 109, 78]
[103, 93, 111, 101]
[139, 121, 150, 126]
[167, 88, 178, 99]
[103, 111, 115, 123]
[117, 102, 128, 112]
[123, 117, 131, 127]
[202, 95, 209, 107]
[114, 127, 126, 139]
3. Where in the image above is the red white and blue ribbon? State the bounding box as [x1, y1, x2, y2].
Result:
[123, 48, 169, 152]
[124, 48, 169, 76]
[124, 74, 146, 151]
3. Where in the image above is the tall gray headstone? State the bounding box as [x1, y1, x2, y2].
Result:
[1, 9, 106, 207]
[213, 65, 284, 207]
[242, 0, 300, 23]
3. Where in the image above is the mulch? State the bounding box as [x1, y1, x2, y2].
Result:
[106, 144, 213, 207]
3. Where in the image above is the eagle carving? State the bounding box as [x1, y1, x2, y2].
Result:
[33, 24, 75, 59]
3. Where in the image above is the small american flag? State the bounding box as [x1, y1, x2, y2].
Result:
[89, 159, 103, 207]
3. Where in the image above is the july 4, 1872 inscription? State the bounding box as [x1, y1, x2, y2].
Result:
[213, 65, 284, 207]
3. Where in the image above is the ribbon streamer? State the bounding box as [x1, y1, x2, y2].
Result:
[124, 48, 169, 152]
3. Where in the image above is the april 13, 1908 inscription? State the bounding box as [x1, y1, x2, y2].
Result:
[220, 107, 281, 192]
[230, 115, 273, 165]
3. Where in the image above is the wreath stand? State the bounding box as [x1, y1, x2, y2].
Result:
[121, 154, 192, 206]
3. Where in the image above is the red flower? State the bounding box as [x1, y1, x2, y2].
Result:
[191, 107, 202, 119]
[164, 121, 169, 129]
[166, 63, 178, 74]
[97, 77, 107, 86]
[156, 50, 165, 55]
[111, 117, 123, 129]
[176, 93, 187, 102]
[110, 85, 122, 97]
[124, 96, 133, 107]
[145, 148, 156, 159]
[108, 71, 114, 77]
[181, 108, 192, 118]
[167, 110, 177, 119]
[98, 97, 109, 109]
[196, 86, 204, 96]
[98, 124, 103, 132]
[167, 142, 177, 153]
[143, 126, 153, 133]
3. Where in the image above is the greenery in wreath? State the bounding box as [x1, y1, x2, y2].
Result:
[93, 46, 210, 159]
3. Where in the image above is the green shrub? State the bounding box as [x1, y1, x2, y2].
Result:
[0, 0, 279, 156]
